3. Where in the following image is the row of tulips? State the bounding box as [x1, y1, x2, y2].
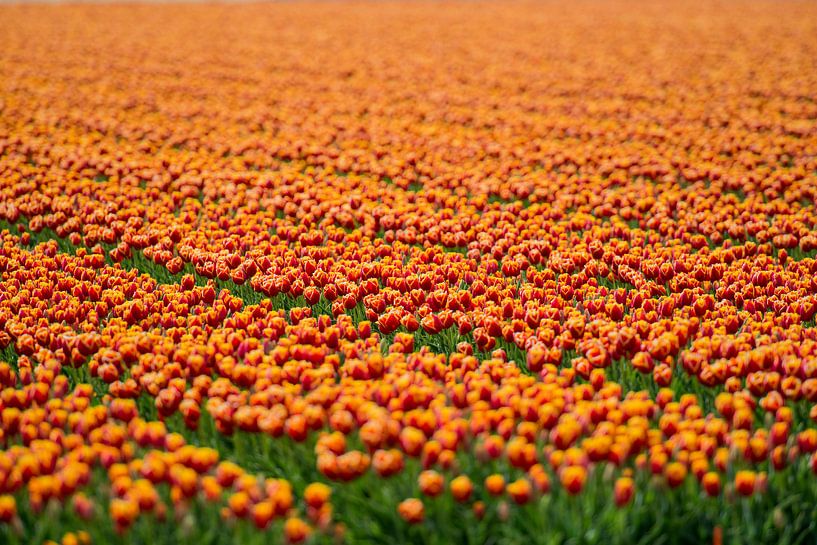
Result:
[1, 232, 817, 542]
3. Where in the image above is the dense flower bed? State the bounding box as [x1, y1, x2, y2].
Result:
[0, 1, 816, 543]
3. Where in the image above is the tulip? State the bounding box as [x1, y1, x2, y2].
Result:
[0, 495, 16, 522]
[110, 498, 139, 532]
[473, 500, 487, 520]
[284, 517, 312, 543]
[372, 449, 405, 478]
[304, 482, 332, 509]
[450, 475, 473, 502]
[228, 491, 251, 518]
[418, 470, 444, 497]
[507, 478, 533, 505]
[702, 472, 721, 497]
[397, 498, 424, 524]
[399, 427, 427, 457]
[560, 466, 587, 495]
[735, 471, 756, 497]
[251, 501, 275, 530]
[485, 474, 506, 496]
[614, 477, 634, 507]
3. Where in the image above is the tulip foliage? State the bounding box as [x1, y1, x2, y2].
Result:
[1, 1, 817, 544]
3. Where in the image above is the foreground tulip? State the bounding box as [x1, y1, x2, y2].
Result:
[735, 471, 756, 497]
[0, 495, 16, 522]
[418, 470, 444, 497]
[485, 474, 506, 496]
[450, 475, 474, 503]
[284, 517, 312, 543]
[507, 478, 533, 505]
[560, 466, 587, 495]
[614, 477, 634, 507]
[304, 482, 332, 509]
[665, 462, 687, 488]
[397, 498, 425, 524]
[702, 472, 721, 497]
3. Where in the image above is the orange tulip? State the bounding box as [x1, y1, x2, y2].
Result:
[0, 495, 16, 522]
[614, 477, 634, 507]
[507, 478, 533, 505]
[560, 466, 587, 495]
[397, 498, 425, 524]
[485, 474, 506, 496]
[450, 475, 473, 503]
[735, 471, 756, 497]
[665, 462, 687, 488]
[418, 470, 444, 497]
[304, 482, 332, 509]
[284, 517, 312, 544]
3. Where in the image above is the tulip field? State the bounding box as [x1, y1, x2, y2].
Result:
[1, 1, 817, 544]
